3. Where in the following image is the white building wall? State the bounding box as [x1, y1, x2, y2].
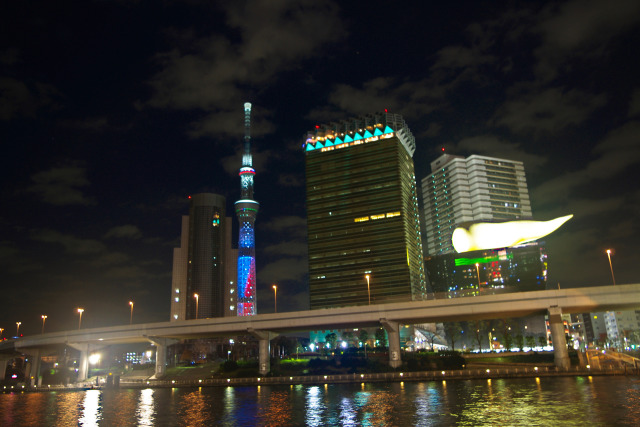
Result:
[421, 154, 532, 255]
[169, 216, 189, 321]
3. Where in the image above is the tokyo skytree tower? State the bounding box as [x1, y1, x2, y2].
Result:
[235, 102, 259, 316]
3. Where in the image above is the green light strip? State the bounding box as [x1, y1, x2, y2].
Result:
[455, 252, 513, 266]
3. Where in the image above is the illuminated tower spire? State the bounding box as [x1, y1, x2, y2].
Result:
[235, 102, 259, 316]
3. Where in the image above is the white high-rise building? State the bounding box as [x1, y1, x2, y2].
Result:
[421, 154, 532, 255]
[604, 310, 640, 347]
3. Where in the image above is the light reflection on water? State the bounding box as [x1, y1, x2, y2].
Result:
[136, 388, 155, 426]
[0, 376, 639, 426]
[78, 389, 101, 426]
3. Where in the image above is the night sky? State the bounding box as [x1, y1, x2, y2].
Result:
[2, 1, 639, 336]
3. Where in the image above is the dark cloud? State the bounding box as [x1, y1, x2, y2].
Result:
[61, 117, 110, 131]
[90, 252, 131, 267]
[430, 45, 496, 71]
[534, 0, 640, 82]
[30, 230, 106, 255]
[491, 87, 607, 135]
[532, 120, 640, 205]
[277, 173, 303, 187]
[261, 215, 307, 236]
[422, 123, 442, 138]
[455, 135, 548, 172]
[27, 166, 95, 206]
[104, 225, 143, 240]
[0, 48, 21, 65]
[146, 0, 345, 137]
[220, 147, 273, 175]
[629, 89, 640, 117]
[260, 257, 308, 283]
[0, 77, 59, 120]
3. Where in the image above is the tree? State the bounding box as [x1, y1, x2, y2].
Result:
[358, 329, 369, 347]
[375, 328, 387, 348]
[444, 322, 462, 351]
[515, 334, 524, 351]
[325, 333, 337, 350]
[526, 335, 536, 350]
[538, 336, 547, 348]
[503, 332, 513, 351]
[342, 331, 353, 347]
[472, 320, 487, 352]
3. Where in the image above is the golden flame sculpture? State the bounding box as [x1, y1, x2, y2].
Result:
[452, 215, 573, 253]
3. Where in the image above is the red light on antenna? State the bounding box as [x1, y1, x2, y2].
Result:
[441, 147, 445, 152]
[384, 109, 388, 113]
[315, 125, 320, 129]
[188, 195, 191, 199]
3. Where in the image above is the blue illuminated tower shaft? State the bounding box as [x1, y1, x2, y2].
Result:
[235, 102, 259, 316]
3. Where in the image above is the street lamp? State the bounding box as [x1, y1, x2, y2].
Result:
[194, 293, 199, 319]
[16, 322, 21, 336]
[272, 284, 278, 313]
[77, 308, 84, 329]
[606, 249, 616, 286]
[41, 315, 47, 334]
[475, 263, 481, 288]
[0, 328, 4, 339]
[129, 301, 134, 324]
[365, 274, 371, 305]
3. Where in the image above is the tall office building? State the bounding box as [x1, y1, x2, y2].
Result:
[235, 102, 259, 316]
[421, 154, 532, 256]
[170, 193, 237, 321]
[304, 112, 426, 309]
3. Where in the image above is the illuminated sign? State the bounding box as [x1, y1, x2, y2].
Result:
[305, 124, 393, 152]
[452, 215, 573, 253]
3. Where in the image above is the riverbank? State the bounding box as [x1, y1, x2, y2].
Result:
[4, 364, 636, 393]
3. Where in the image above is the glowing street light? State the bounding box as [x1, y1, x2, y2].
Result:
[606, 249, 616, 286]
[129, 301, 134, 324]
[77, 308, 84, 329]
[365, 274, 371, 305]
[0, 328, 4, 339]
[272, 284, 278, 313]
[16, 322, 21, 336]
[475, 263, 481, 288]
[41, 315, 47, 334]
[194, 293, 199, 319]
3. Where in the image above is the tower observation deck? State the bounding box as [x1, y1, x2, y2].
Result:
[235, 102, 259, 316]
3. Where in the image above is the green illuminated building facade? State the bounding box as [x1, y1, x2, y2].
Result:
[304, 112, 426, 309]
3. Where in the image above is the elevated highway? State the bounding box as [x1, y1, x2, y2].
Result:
[2, 284, 639, 381]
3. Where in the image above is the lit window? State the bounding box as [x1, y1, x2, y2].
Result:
[174, 297, 179, 302]
[175, 289, 180, 293]
[173, 314, 178, 319]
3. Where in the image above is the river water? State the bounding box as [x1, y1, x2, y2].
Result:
[1, 376, 639, 426]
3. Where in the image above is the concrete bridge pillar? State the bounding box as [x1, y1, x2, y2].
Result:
[548, 307, 570, 370]
[380, 319, 402, 368]
[68, 343, 90, 382]
[147, 337, 178, 379]
[24, 349, 42, 387]
[0, 357, 9, 381]
[248, 329, 277, 375]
